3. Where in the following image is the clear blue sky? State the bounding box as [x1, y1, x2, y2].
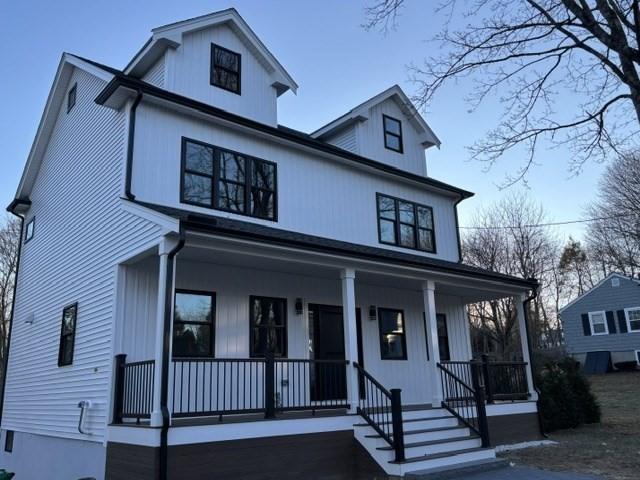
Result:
[0, 0, 606, 241]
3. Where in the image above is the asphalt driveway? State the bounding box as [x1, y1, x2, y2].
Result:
[458, 465, 602, 480]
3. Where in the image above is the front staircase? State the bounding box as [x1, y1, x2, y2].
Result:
[353, 406, 496, 477]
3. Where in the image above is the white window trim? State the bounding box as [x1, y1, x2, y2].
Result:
[588, 310, 609, 335]
[624, 307, 640, 333]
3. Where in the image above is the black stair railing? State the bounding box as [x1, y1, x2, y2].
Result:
[437, 362, 490, 447]
[354, 362, 405, 462]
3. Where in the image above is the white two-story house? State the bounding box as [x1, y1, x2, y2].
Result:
[0, 9, 542, 480]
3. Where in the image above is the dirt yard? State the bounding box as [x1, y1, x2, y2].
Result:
[500, 372, 640, 480]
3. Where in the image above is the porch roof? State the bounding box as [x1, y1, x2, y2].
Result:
[133, 200, 538, 291]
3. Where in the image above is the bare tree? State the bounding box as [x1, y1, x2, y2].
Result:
[365, 0, 640, 182]
[586, 152, 640, 276]
[0, 216, 20, 381]
[559, 237, 596, 296]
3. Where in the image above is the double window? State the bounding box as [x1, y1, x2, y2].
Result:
[181, 138, 277, 220]
[378, 308, 407, 360]
[173, 290, 216, 357]
[377, 194, 435, 253]
[211, 44, 241, 94]
[383, 115, 403, 153]
[250, 296, 287, 357]
[58, 303, 78, 367]
[625, 307, 640, 333]
[588, 311, 608, 335]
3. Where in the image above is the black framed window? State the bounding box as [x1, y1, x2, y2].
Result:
[173, 290, 215, 357]
[211, 44, 241, 94]
[383, 114, 403, 153]
[58, 303, 77, 367]
[181, 138, 277, 220]
[377, 194, 435, 253]
[24, 217, 35, 243]
[4, 430, 13, 453]
[378, 308, 407, 360]
[250, 296, 287, 357]
[437, 313, 450, 361]
[67, 83, 77, 113]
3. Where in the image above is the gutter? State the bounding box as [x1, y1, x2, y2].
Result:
[521, 284, 547, 439]
[453, 194, 464, 263]
[125, 91, 143, 200]
[159, 224, 186, 480]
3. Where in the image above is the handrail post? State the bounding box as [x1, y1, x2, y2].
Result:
[390, 388, 405, 463]
[471, 363, 490, 448]
[264, 350, 276, 419]
[113, 354, 127, 424]
[481, 354, 494, 404]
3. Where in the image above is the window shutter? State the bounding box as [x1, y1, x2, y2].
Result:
[581, 314, 591, 336]
[606, 311, 617, 334]
[617, 310, 628, 333]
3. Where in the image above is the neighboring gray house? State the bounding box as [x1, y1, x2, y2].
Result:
[560, 273, 640, 366]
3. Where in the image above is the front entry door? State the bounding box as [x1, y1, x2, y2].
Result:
[309, 305, 362, 401]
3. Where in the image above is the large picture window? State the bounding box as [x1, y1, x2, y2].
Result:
[377, 194, 435, 253]
[181, 138, 277, 220]
[58, 303, 78, 367]
[250, 296, 287, 357]
[173, 290, 215, 357]
[211, 44, 241, 94]
[378, 308, 407, 360]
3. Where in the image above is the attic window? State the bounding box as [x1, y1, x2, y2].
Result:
[67, 83, 77, 113]
[211, 44, 241, 94]
[383, 115, 403, 153]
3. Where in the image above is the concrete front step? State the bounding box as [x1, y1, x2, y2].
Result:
[378, 435, 482, 458]
[391, 447, 496, 477]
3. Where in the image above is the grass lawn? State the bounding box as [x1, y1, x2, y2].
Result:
[500, 371, 640, 480]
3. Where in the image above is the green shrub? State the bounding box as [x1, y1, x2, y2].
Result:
[536, 357, 601, 431]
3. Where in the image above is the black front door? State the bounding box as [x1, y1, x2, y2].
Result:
[309, 305, 362, 401]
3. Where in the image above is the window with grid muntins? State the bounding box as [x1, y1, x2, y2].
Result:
[377, 193, 435, 253]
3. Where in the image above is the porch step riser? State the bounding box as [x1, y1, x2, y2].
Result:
[366, 427, 472, 449]
[401, 437, 482, 458]
[401, 417, 459, 431]
[402, 409, 447, 421]
[395, 448, 496, 477]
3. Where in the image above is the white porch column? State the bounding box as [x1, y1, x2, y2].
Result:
[515, 294, 538, 401]
[341, 268, 359, 413]
[150, 239, 174, 427]
[422, 280, 443, 406]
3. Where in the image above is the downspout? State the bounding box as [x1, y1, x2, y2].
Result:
[159, 224, 186, 480]
[0, 204, 26, 424]
[521, 282, 547, 438]
[453, 194, 464, 263]
[125, 91, 143, 201]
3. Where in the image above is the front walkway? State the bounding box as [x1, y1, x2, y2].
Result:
[457, 466, 601, 480]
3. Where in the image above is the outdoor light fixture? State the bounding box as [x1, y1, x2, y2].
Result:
[295, 298, 304, 315]
[369, 305, 377, 321]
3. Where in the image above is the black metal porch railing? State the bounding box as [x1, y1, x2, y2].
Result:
[437, 362, 490, 447]
[113, 354, 155, 424]
[354, 362, 405, 462]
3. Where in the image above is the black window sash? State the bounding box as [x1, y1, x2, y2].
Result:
[377, 193, 436, 253]
[249, 296, 288, 358]
[377, 307, 408, 360]
[58, 303, 78, 367]
[173, 289, 216, 358]
[383, 114, 403, 153]
[211, 44, 241, 94]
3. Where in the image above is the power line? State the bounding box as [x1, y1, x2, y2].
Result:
[458, 212, 639, 230]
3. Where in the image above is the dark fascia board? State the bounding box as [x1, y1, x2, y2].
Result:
[6, 197, 31, 214]
[132, 200, 537, 289]
[96, 75, 474, 200]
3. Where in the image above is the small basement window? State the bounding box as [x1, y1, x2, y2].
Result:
[4, 430, 13, 453]
[58, 303, 78, 366]
[24, 217, 35, 243]
[383, 114, 403, 153]
[625, 307, 640, 332]
[211, 44, 241, 94]
[67, 83, 77, 113]
[588, 311, 608, 335]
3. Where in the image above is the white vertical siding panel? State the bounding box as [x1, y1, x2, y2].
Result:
[2, 68, 164, 442]
[436, 295, 472, 361]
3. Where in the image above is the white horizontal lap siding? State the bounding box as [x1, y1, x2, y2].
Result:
[3, 68, 164, 442]
[325, 125, 358, 153]
[141, 54, 165, 87]
[133, 104, 460, 262]
[166, 23, 278, 126]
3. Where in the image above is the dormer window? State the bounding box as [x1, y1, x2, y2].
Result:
[383, 115, 403, 153]
[211, 44, 241, 94]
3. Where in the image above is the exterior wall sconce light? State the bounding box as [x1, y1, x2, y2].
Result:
[295, 298, 304, 315]
[369, 305, 377, 321]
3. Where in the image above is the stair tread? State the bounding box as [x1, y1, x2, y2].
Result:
[354, 415, 453, 427]
[364, 425, 466, 439]
[376, 435, 479, 451]
[391, 447, 491, 464]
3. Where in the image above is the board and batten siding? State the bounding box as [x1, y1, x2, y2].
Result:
[141, 54, 166, 88]
[561, 275, 640, 355]
[133, 103, 461, 262]
[164, 23, 278, 126]
[2, 67, 165, 442]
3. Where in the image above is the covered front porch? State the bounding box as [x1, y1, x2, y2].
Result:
[110, 228, 537, 430]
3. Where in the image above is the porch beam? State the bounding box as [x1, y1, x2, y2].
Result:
[515, 294, 538, 401]
[340, 268, 359, 413]
[422, 280, 443, 406]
